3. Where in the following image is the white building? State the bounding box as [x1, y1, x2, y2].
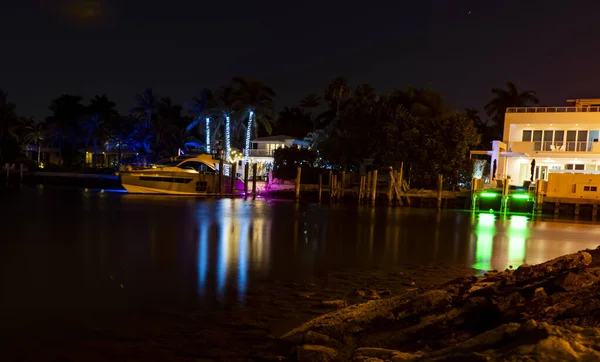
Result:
[243, 135, 309, 178]
[476, 98, 600, 186]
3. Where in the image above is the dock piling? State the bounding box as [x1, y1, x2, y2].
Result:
[219, 158, 224, 197]
[328, 170, 333, 199]
[295, 166, 301, 200]
[244, 162, 249, 196]
[340, 171, 346, 200]
[436, 174, 443, 211]
[252, 163, 257, 199]
[230, 162, 237, 195]
[371, 170, 378, 206]
[318, 173, 323, 203]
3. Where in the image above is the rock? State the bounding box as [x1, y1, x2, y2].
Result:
[297, 345, 339, 362]
[515, 251, 592, 282]
[377, 290, 392, 297]
[514, 263, 533, 277]
[304, 331, 340, 348]
[553, 271, 598, 292]
[533, 287, 548, 300]
[353, 357, 384, 362]
[282, 290, 421, 342]
[354, 347, 402, 359]
[390, 353, 421, 362]
[467, 281, 496, 294]
[353, 290, 367, 297]
[353, 347, 421, 361]
[365, 290, 380, 300]
[321, 300, 347, 309]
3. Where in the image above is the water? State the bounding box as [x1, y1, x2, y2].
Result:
[1, 188, 600, 356]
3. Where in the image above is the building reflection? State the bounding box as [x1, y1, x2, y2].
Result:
[471, 213, 529, 271]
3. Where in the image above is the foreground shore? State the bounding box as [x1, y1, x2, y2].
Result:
[277, 247, 600, 361]
[3, 264, 477, 362]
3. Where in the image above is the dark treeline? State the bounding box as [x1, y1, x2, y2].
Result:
[0, 78, 539, 187]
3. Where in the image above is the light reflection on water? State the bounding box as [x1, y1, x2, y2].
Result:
[2, 189, 600, 312]
[470, 213, 600, 271]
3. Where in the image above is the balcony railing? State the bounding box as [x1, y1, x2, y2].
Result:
[507, 106, 600, 113]
[248, 149, 273, 157]
[509, 141, 600, 153]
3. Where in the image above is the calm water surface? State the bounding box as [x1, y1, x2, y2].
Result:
[1, 188, 599, 318]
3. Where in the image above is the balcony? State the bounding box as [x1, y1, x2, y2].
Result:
[248, 149, 273, 157]
[507, 106, 600, 113]
[510, 141, 600, 153]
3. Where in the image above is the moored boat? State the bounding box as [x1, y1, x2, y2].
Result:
[117, 154, 243, 195]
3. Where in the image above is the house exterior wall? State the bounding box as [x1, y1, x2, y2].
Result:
[546, 173, 600, 199]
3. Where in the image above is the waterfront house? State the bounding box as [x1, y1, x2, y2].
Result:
[243, 135, 309, 178]
[473, 99, 600, 193]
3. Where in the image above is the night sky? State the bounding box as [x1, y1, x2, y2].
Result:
[2, 0, 600, 120]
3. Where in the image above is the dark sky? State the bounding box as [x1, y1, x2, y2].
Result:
[2, 0, 600, 120]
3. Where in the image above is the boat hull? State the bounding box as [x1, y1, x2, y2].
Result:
[120, 172, 243, 196]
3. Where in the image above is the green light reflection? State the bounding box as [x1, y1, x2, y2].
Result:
[507, 216, 528, 266]
[472, 214, 530, 271]
[472, 214, 495, 270]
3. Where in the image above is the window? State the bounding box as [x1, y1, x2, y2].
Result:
[554, 130, 564, 146]
[578, 131, 588, 151]
[567, 131, 577, 151]
[567, 164, 585, 171]
[178, 161, 202, 171]
[533, 130, 543, 151]
[178, 161, 216, 173]
[522, 130, 532, 142]
[543, 131, 553, 151]
[139, 176, 193, 184]
[584, 186, 598, 192]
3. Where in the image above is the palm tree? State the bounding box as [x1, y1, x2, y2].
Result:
[323, 77, 351, 117]
[213, 85, 239, 162]
[485, 81, 539, 136]
[84, 95, 117, 167]
[299, 94, 321, 130]
[233, 77, 276, 162]
[391, 87, 448, 119]
[318, 77, 351, 129]
[46, 122, 68, 165]
[47, 94, 85, 166]
[132, 88, 157, 124]
[186, 88, 215, 153]
[131, 89, 158, 155]
[0, 91, 18, 163]
[23, 122, 45, 165]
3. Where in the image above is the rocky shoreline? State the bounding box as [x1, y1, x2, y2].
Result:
[275, 247, 600, 361]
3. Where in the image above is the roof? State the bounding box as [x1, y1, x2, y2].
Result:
[252, 135, 298, 143]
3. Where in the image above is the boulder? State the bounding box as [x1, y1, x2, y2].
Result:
[354, 347, 403, 359]
[304, 331, 340, 348]
[553, 271, 598, 292]
[321, 300, 347, 309]
[297, 345, 339, 362]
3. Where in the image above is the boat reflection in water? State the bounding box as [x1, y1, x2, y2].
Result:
[196, 200, 271, 304]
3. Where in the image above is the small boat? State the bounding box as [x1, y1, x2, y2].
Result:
[117, 154, 243, 195]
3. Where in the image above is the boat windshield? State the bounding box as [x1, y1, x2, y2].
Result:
[151, 158, 182, 167]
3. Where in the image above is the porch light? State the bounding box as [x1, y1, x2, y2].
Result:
[511, 194, 529, 200]
[480, 192, 499, 198]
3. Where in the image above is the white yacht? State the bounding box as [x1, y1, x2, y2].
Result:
[117, 154, 243, 195]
